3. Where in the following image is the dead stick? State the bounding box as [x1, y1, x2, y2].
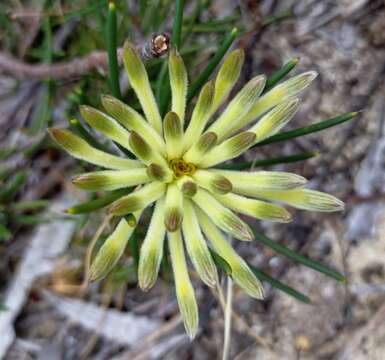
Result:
[0, 33, 170, 80]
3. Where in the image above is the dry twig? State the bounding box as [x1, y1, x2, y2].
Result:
[0, 33, 170, 80]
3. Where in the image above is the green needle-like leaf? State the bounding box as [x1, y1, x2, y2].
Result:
[171, 0, 185, 49]
[249, 265, 312, 304]
[129, 229, 140, 274]
[69, 118, 109, 152]
[11, 200, 49, 211]
[216, 151, 319, 170]
[256, 112, 359, 147]
[263, 57, 299, 93]
[0, 223, 12, 241]
[67, 188, 132, 214]
[210, 248, 309, 303]
[253, 230, 346, 283]
[106, 2, 122, 99]
[0, 171, 28, 202]
[210, 249, 232, 275]
[187, 28, 238, 103]
[261, 9, 294, 27]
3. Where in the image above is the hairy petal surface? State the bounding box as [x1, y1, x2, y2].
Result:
[236, 71, 317, 133]
[182, 199, 218, 287]
[101, 95, 166, 155]
[212, 49, 245, 113]
[169, 48, 188, 124]
[213, 192, 292, 223]
[197, 208, 264, 299]
[208, 75, 266, 141]
[109, 182, 166, 215]
[80, 106, 132, 151]
[192, 188, 254, 241]
[48, 128, 140, 170]
[89, 213, 140, 282]
[197, 131, 256, 168]
[164, 182, 184, 232]
[193, 169, 232, 194]
[164, 112, 184, 159]
[183, 81, 214, 150]
[123, 41, 162, 134]
[168, 230, 199, 339]
[249, 98, 300, 143]
[213, 170, 307, 191]
[72, 168, 150, 191]
[138, 198, 166, 291]
[245, 188, 345, 212]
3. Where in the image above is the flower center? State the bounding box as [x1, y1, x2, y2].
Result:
[169, 158, 197, 178]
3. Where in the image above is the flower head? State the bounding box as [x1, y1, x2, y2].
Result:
[49, 41, 344, 338]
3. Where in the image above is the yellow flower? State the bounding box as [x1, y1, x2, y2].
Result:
[49, 41, 344, 338]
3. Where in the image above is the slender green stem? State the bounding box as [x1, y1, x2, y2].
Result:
[187, 28, 238, 103]
[249, 265, 311, 304]
[222, 277, 233, 360]
[106, 1, 122, 99]
[255, 112, 359, 147]
[263, 57, 299, 93]
[216, 151, 319, 170]
[253, 230, 346, 282]
[171, 0, 185, 49]
[67, 189, 132, 214]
